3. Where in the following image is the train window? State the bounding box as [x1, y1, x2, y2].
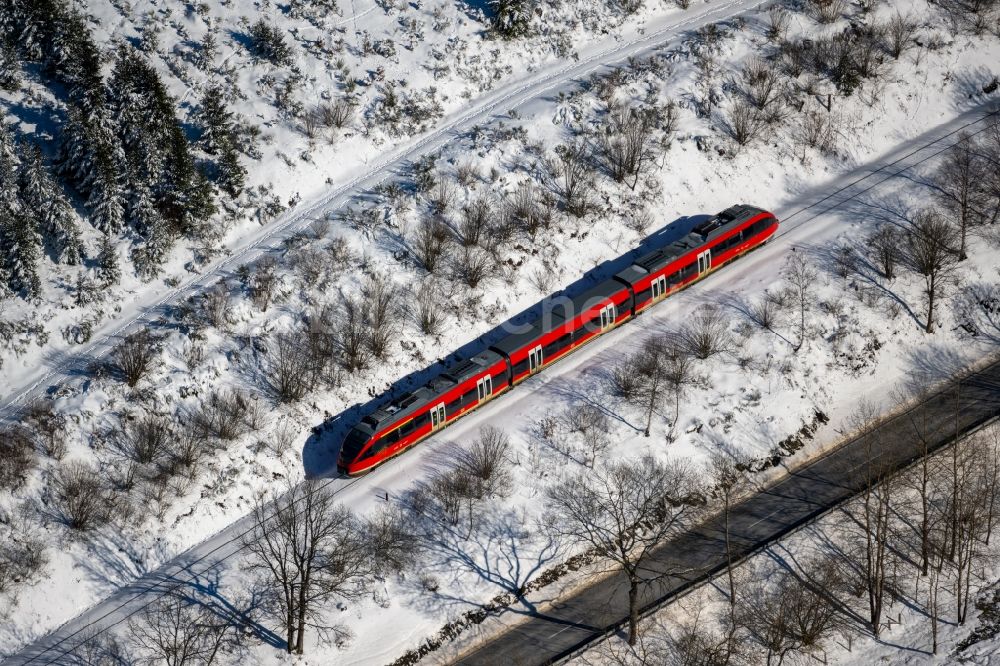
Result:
[679, 263, 696, 279]
[462, 388, 478, 406]
[383, 428, 401, 445]
[636, 287, 652, 304]
[414, 412, 430, 428]
[512, 359, 529, 376]
[400, 420, 415, 436]
[447, 398, 462, 413]
[342, 428, 370, 460]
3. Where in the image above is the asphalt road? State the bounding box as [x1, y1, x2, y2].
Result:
[453, 357, 1000, 665]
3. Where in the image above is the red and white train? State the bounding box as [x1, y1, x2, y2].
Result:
[337, 205, 779, 476]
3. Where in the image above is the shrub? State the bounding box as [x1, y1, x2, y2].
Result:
[0, 426, 37, 492]
[114, 330, 158, 388]
[54, 461, 114, 531]
[456, 426, 512, 499]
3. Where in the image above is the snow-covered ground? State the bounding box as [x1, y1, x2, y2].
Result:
[2, 0, 1000, 664]
[0, 0, 764, 411]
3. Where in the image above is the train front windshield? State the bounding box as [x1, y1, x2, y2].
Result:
[340, 427, 372, 463]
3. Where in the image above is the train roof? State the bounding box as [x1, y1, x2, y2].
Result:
[360, 349, 503, 433]
[615, 205, 766, 284]
[490, 311, 564, 356]
[692, 204, 765, 240]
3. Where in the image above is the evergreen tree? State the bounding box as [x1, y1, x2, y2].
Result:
[216, 141, 247, 198]
[87, 164, 125, 235]
[19, 144, 83, 264]
[196, 85, 234, 155]
[128, 184, 173, 279]
[0, 121, 19, 212]
[0, 209, 43, 298]
[95, 233, 120, 287]
[158, 125, 216, 235]
[0, 40, 20, 91]
[57, 104, 124, 199]
[489, 0, 532, 39]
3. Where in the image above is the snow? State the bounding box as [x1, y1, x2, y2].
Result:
[1, 0, 1000, 664]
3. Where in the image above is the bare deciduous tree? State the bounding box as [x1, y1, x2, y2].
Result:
[455, 426, 513, 499]
[598, 105, 657, 190]
[0, 507, 48, 595]
[265, 331, 315, 403]
[784, 252, 818, 352]
[244, 255, 279, 312]
[551, 141, 593, 217]
[870, 225, 903, 280]
[454, 245, 494, 289]
[411, 214, 451, 273]
[191, 389, 256, 441]
[885, 12, 918, 58]
[0, 426, 37, 492]
[676, 306, 732, 360]
[458, 195, 492, 246]
[906, 209, 961, 333]
[106, 413, 173, 490]
[935, 133, 988, 259]
[710, 452, 750, 639]
[202, 284, 233, 330]
[725, 98, 766, 147]
[765, 5, 790, 42]
[25, 400, 67, 460]
[128, 593, 237, 666]
[413, 281, 445, 335]
[546, 457, 702, 645]
[847, 401, 895, 638]
[737, 557, 844, 664]
[114, 330, 158, 387]
[244, 479, 410, 654]
[363, 273, 399, 360]
[334, 297, 372, 372]
[53, 461, 115, 531]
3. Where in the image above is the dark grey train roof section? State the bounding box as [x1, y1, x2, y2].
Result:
[615, 204, 766, 286]
[362, 349, 504, 433]
[693, 204, 765, 240]
[490, 313, 561, 357]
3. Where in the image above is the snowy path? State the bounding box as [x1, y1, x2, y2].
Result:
[0, 0, 770, 423]
[5, 100, 998, 666]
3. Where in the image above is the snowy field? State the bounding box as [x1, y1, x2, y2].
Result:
[2, 0, 1000, 664]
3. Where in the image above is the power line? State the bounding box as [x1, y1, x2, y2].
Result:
[13, 105, 1000, 666]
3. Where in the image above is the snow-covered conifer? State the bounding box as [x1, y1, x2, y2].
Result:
[489, 0, 532, 39]
[196, 85, 234, 155]
[0, 210, 43, 298]
[216, 141, 247, 198]
[95, 233, 121, 287]
[19, 144, 83, 265]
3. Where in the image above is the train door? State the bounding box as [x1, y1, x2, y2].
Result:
[697, 249, 712, 276]
[430, 403, 446, 431]
[528, 345, 543, 374]
[477, 375, 493, 403]
[599, 304, 617, 330]
[651, 275, 667, 301]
